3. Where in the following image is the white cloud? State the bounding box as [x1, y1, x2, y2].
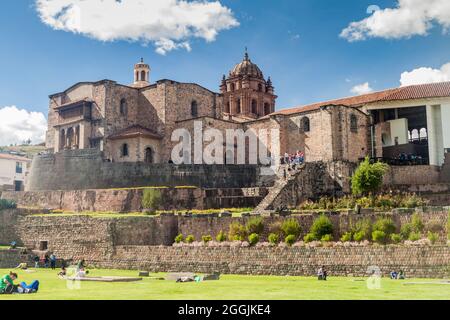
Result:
[351, 82, 373, 95]
[400, 62, 450, 86]
[35, 0, 239, 55]
[0, 106, 47, 146]
[340, 0, 450, 41]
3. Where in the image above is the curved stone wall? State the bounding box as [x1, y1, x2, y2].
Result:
[27, 150, 267, 191]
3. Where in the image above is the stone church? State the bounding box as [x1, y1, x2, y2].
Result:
[45, 51, 450, 168]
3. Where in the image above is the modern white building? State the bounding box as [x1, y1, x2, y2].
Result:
[0, 153, 32, 191]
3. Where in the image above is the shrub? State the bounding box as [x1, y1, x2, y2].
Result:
[216, 230, 227, 242]
[356, 196, 375, 209]
[390, 234, 402, 244]
[202, 235, 213, 244]
[411, 213, 425, 233]
[321, 234, 333, 242]
[268, 233, 280, 244]
[281, 219, 301, 238]
[246, 217, 264, 235]
[372, 230, 387, 244]
[427, 232, 439, 245]
[0, 199, 17, 210]
[353, 231, 366, 242]
[141, 189, 162, 213]
[373, 217, 396, 236]
[303, 233, 316, 243]
[351, 157, 389, 196]
[174, 234, 184, 244]
[310, 215, 333, 239]
[403, 194, 427, 208]
[400, 223, 413, 240]
[185, 235, 195, 244]
[228, 222, 247, 241]
[408, 232, 421, 242]
[340, 232, 352, 242]
[351, 218, 372, 240]
[285, 235, 296, 246]
[248, 233, 260, 246]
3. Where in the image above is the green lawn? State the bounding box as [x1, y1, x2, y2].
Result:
[0, 269, 449, 300]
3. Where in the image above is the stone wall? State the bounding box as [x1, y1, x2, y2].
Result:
[1, 187, 267, 212]
[26, 150, 269, 191]
[95, 245, 450, 278]
[384, 165, 442, 186]
[1, 209, 449, 277]
[0, 250, 32, 269]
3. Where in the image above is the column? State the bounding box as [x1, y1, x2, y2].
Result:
[426, 105, 444, 166]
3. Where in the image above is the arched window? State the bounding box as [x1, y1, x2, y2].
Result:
[264, 103, 271, 115]
[225, 102, 230, 113]
[141, 70, 146, 82]
[301, 117, 310, 133]
[258, 83, 263, 92]
[230, 83, 235, 92]
[419, 128, 428, 141]
[350, 114, 358, 133]
[251, 100, 258, 115]
[191, 101, 198, 117]
[120, 98, 127, 116]
[135, 71, 139, 82]
[236, 99, 241, 114]
[121, 144, 129, 157]
[145, 147, 154, 163]
[411, 129, 419, 141]
[60, 129, 66, 150]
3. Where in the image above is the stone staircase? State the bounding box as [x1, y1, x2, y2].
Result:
[254, 164, 305, 214]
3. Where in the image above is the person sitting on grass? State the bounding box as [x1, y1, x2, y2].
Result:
[390, 271, 398, 280]
[16, 280, 39, 294]
[15, 262, 28, 270]
[58, 266, 67, 278]
[0, 272, 18, 294]
[318, 266, 327, 281]
[398, 270, 405, 280]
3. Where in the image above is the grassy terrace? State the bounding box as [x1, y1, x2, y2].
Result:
[30, 208, 254, 219]
[0, 269, 448, 300]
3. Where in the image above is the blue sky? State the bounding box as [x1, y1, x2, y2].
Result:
[0, 0, 449, 145]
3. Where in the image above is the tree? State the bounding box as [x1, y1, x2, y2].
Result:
[351, 157, 388, 196]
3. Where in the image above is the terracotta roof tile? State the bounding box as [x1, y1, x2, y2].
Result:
[0, 153, 32, 162]
[275, 81, 450, 116]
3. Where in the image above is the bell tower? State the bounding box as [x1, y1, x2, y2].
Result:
[221, 49, 277, 120]
[133, 58, 150, 88]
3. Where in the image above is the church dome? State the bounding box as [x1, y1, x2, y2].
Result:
[229, 51, 264, 79]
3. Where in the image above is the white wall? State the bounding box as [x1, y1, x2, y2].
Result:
[427, 105, 444, 166]
[441, 103, 450, 151]
[0, 158, 28, 190]
[388, 118, 409, 146]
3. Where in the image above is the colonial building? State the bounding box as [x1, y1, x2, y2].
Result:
[44, 51, 450, 167]
[0, 153, 31, 191]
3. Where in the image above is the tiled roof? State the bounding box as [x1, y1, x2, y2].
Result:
[275, 81, 450, 116]
[0, 153, 32, 162]
[108, 125, 163, 140]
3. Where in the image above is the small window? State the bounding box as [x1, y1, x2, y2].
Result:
[264, 103, 271, 115]
[16, 162, 23, 174]
[350, 114, 358, 133]
[230, 83, 235, 92]
[251, 100, 258, 114]
[191, 101, 198, 117]
[39, 241, 48, 251]
[301, 117, 310, 133]
[121, 144, 129, 157]
[225, 102, 230, 113]
[141, 70, 146, 82]
[258, 83, 263, 92]
[120, 99, 127, 116]
[236, 99, 241, 114]
[145, 147, 154, 164]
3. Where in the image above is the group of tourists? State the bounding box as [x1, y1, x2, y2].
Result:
[33, 253, 57, 269]
[283, 151, 305, 166]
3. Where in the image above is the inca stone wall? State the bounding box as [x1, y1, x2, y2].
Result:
[1, 187, 267, 212]
[26, 150, 268, 191]
[1, 209, 449, 277]
[95, 245, 450, 278]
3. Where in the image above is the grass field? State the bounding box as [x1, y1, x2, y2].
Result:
[0, 269, 449, 300]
